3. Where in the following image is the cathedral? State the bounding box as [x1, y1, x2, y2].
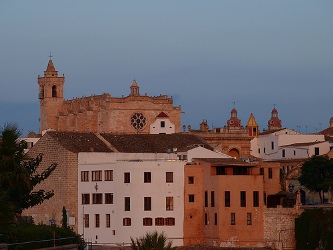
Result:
[38, 59, 182, 134]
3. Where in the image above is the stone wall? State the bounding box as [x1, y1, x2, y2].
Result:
[264, 206, 303, 250]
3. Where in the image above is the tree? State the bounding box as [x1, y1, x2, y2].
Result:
[0, 123, 57, 223]
[298, 155, 333, 203]
[131, 231, 174, 250]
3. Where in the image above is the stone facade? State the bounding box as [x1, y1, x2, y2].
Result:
[186, 110, 259, 159]
[23, 133, 79, 232]
[38, 60, 181, 134]
[264, 206, 303, 250]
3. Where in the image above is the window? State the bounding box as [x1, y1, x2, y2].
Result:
[204, 191, 208, 207]
[84, 214, 89, 228]
[105, 193, 113, 204]
[82, 194, 90, 204]
[264, 192, 267, 205]
[258, 148, 260, 154]
[225, 191, 230, 207]
[144, 197, 151, 211]
[189, 194, 195, 202]
[155, 217, 164, 226]
[95, 214, 100, 228]
[144, 172, 151, 183]
[105, 170, 113, 181]
[106, 214, 110, 228]
[92, 170, 102, 181]
[125, 197, 130, 211]
[282, 149, 286, 158]
[124, 172, 130, 183]
[166, 172, 173, 183]
[294, 150, 296, 156]
[240, 191, 246, 207]
[188, 176, 194, 184]
[123, 217, 131, 226]
[211, 191, 215, 207]
[268, 168, 273, 179]
[161, 121, 165, 128]
[233, 167, 249, 175]
[231, 213, 236, 225]
[247, 213, 252, 225]
[92, 193, 102, 204]
[81, 171, 89, 182]
[166, 197, 173, 211]
[52, 85, 57, 97]
[264, 147, 266, 153]
[165, 217, 175, 226]
[315, 147, 320, 156]
[216, 166, 226, 175]
[204, 213, 208, 225]
[143, 217, 152, 226]
[260, 167, 264, 175]
[214, 213, 218, 225]
[253, 191, 259, 207]
[271, 141, 274, 150]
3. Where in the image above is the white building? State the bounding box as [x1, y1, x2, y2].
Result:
[251, 128, 331, 160]
[73, 134, 231, 246]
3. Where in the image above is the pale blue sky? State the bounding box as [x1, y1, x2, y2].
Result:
[1, 1, 332, 135]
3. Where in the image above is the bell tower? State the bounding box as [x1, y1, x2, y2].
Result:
[38, 55, 65, 133]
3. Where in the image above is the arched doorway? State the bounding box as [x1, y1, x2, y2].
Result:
[300, 189, 306, 205]
[229, 148, 240, 159]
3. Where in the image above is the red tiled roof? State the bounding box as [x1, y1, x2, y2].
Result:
[100, 133, 212, 153]
[156, 112, 169, 118]
[193, 157, 257, 166]
[46, 131, 113, 153]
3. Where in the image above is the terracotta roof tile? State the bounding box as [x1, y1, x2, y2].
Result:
[100, 133, 212, 153]
[193, 158, 257, 166]
[47, 131, 113, 153]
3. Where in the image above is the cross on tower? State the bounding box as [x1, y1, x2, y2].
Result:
[49, 52, 53, 60]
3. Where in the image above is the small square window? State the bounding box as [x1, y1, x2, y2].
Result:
[143, 217, 152, 226]
[188, 176, 194, 184]
[92, 170, 102, 181]
[92, 193, 103, 204]
[105, 193, 113, 204]
[189, 194, 195, 202]
[105, 170, 113, 181]
[144, 172, 151, 183]
[155, 217, 164, 226]
[161, 121, 165, 128]
[123, 217, 131, 226]
[165, 217, 175, 226]
[82, 194, 90, 204]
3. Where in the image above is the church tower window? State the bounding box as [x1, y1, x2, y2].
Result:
[52, 85, 57, 97]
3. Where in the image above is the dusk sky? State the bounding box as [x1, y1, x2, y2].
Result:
[1, 1, 332, 135]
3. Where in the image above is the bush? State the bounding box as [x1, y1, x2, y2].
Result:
[0, 224, 85, 250]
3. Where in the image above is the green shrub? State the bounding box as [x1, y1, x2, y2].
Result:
[0, 224, 85, 250]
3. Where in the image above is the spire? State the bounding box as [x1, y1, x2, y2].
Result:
[246, 113, 259, 137]
[268, 106, 282, 130]
[44, 53, 58, 77]
[227, 108, 241, 127]
[130, 79, 140, 96]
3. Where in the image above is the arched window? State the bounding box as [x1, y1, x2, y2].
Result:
[52, 85, 57, 97]
[39, 86, 44, 99]
[229, 148, 240, 159]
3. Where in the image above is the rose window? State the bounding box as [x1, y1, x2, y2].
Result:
[131, 113, 146, 130]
